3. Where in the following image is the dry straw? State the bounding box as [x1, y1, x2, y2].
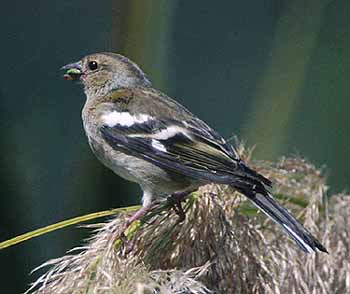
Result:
[26, 142, 349, 293]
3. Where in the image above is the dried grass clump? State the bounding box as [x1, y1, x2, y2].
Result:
[26, 144, 350, 293]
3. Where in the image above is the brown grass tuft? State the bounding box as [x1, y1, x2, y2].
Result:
[26, 144, 350, 293]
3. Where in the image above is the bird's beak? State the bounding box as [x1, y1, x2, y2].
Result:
[61, 61, 83, 81]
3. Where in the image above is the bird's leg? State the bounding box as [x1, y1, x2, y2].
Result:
[118, 203, 153, 252]
[172, 200, 186, 223]
[126, 204, 153, 226]
[170, 190, 195, 222]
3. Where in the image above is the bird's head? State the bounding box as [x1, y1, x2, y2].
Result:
[62, 52, 151, 98]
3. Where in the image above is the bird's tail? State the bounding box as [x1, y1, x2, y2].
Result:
[242, 188, 328, 253]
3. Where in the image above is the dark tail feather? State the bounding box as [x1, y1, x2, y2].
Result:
[246, 190, 328, 253]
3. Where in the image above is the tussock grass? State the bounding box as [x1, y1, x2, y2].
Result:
[26, 143, 349, 293]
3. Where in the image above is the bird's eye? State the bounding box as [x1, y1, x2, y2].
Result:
[88, 61, 98, 71]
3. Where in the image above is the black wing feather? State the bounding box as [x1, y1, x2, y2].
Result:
[100, 117, 271, 186]
[101, 127, 232, 183]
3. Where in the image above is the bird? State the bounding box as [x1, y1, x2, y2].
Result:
[62, 52, 327, 254]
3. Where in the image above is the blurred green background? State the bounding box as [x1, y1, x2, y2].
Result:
[1, 0, 349, 292]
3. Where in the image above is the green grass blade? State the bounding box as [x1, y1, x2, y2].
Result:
[0, 205, 140, 250]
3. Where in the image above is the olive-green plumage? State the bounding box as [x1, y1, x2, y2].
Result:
[99, 87, 195, 119]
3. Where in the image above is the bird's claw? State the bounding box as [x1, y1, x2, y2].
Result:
[170, 190, 194, 223]
[118, 232, 134, 254]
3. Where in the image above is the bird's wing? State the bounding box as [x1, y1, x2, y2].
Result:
[99, 109, 271, 186]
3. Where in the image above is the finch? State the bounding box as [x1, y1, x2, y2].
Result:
[62, 52, 327, 253]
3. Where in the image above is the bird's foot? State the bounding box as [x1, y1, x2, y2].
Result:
[116, 204, 153, 254]
[172, 201, 186, 223]
[170, 190, 196, 223]
[118, 231, 134, 254]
